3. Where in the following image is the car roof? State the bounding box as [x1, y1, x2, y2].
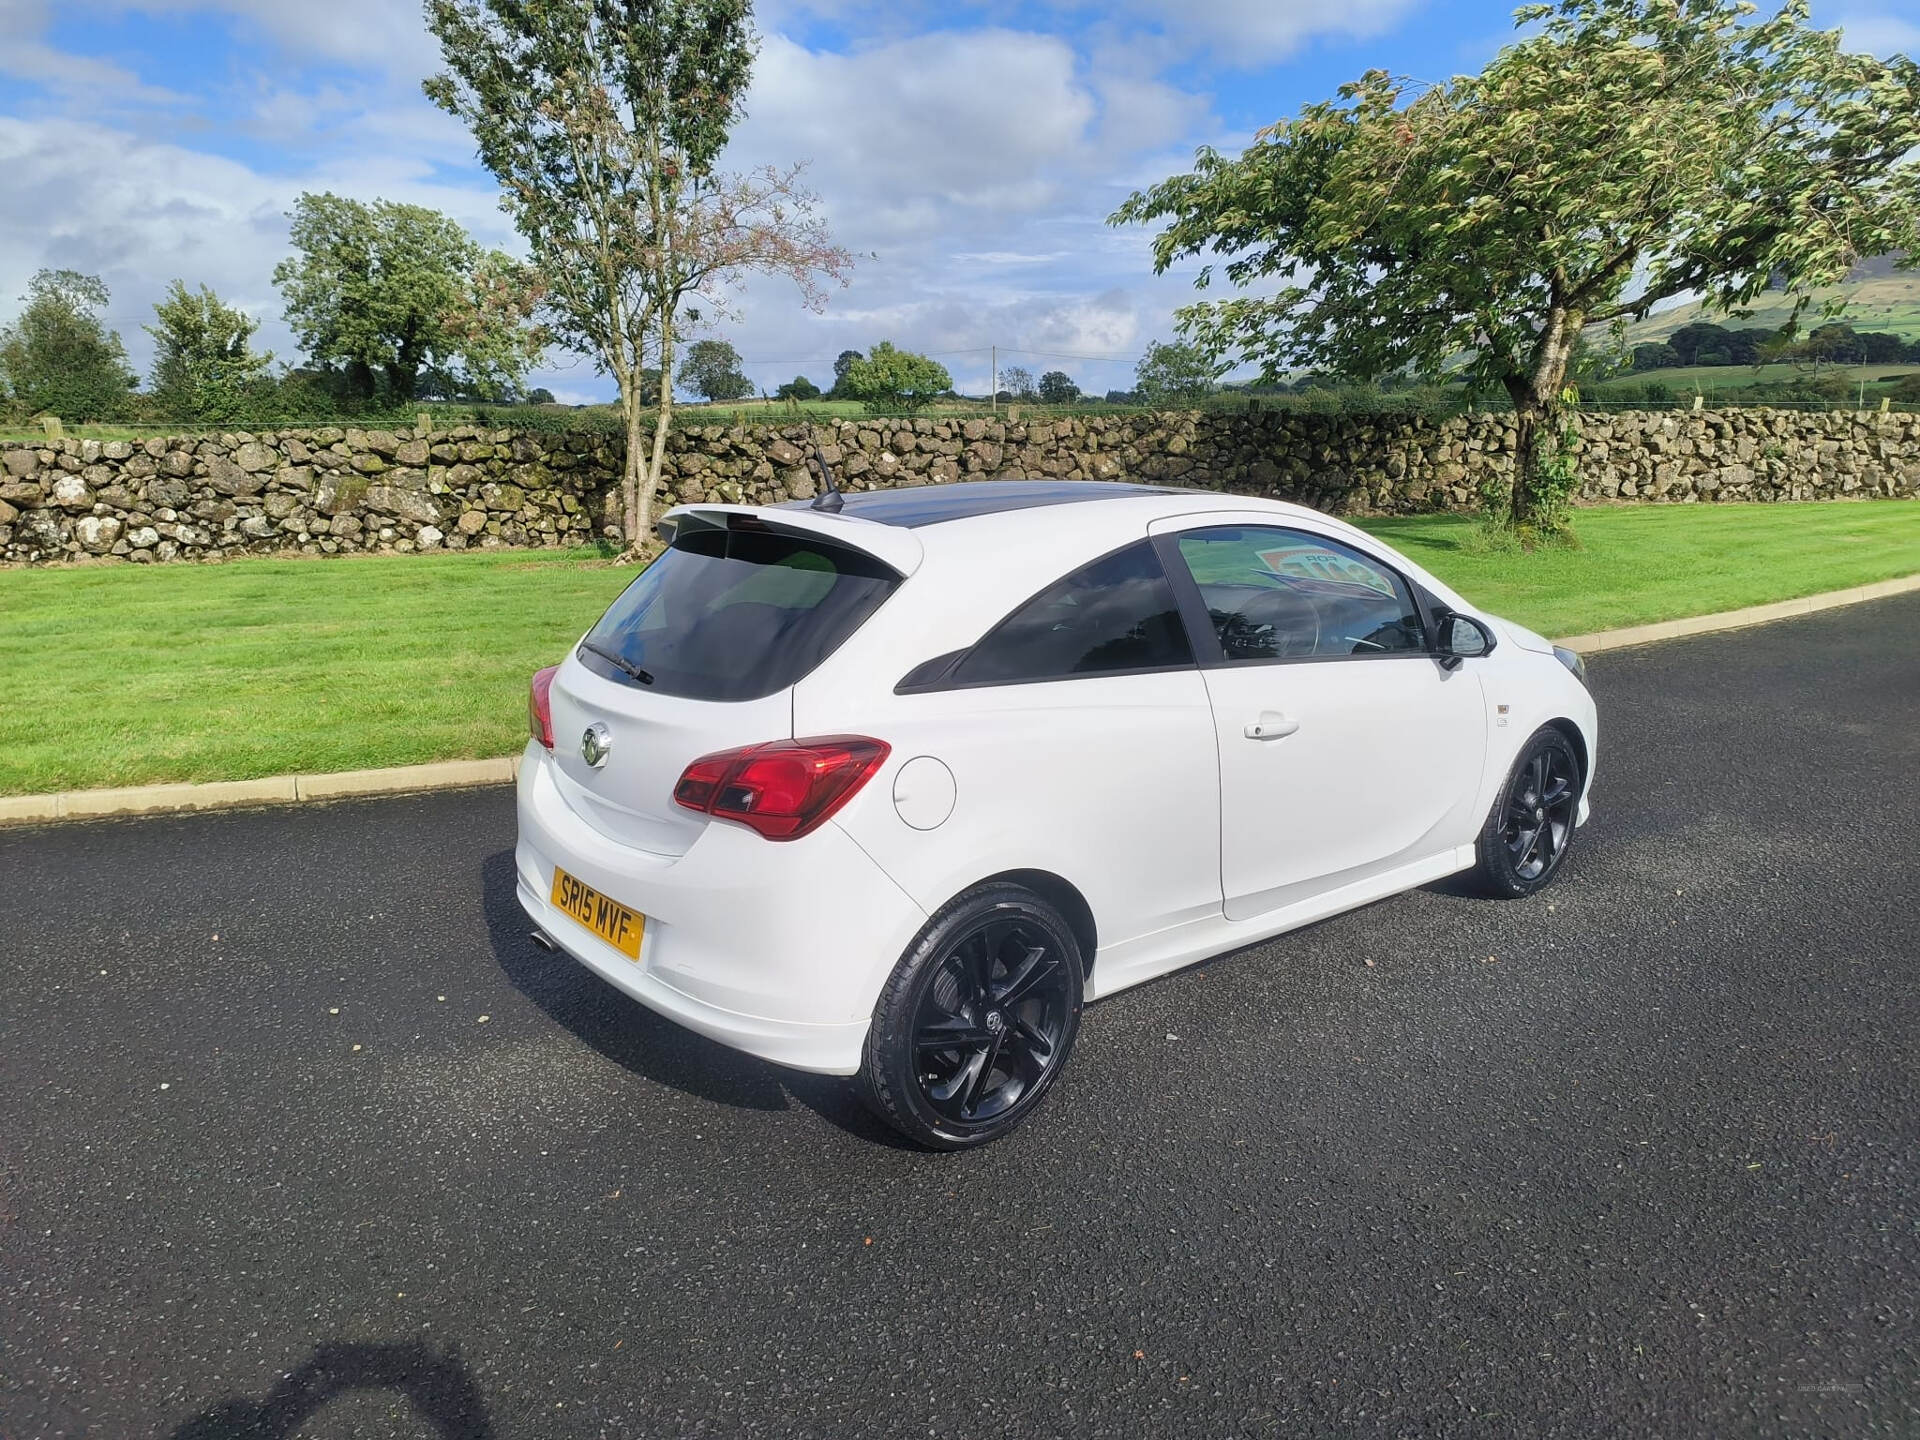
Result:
[665, 483, 1417, 592]
[774, 478, 1178, 528]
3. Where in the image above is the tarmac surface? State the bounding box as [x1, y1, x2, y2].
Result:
[3, 595, 1915, 1438]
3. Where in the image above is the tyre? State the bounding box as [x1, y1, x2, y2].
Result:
[1471, 726, 1582, 898]
[859, 883, 1084, 1150]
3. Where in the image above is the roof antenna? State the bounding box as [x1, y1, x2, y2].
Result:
[808, 427, 845, 513]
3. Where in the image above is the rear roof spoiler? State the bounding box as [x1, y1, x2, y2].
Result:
[658, 503, 925, 577]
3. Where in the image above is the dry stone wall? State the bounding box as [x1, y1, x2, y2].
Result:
[1, 408, 1914, 565]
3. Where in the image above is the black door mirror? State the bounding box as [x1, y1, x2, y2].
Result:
[1436, 611, 1496, 669]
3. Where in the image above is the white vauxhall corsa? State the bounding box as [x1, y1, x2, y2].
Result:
[515, 479, 1598, 1148]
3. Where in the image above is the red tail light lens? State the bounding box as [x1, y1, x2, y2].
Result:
[528, 665, 559, 748]
[673, 736, 891, 841]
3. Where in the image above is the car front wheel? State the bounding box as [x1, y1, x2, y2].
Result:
[1472, 726, 1582, 898]
[859, 883, 1084, 1150]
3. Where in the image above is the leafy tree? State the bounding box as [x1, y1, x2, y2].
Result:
[843, 341, 951, 412]
[1722, 328, 1773, 366]
[1859, 330, 1909, 363]
[1037, 370, 1080, 403]
[830, 349, 864, 397]
[1133, 340, 1217, 403]
[1103, 388, 1139, 404]
[527, 386, 557, 404]
[144, 281, 275, 423]
[1668, 321, 1733, 366]
[440, 249, 550, 401]
[998, 365, 1035, 400]
[776, 374, 820, 400]
[1113, 0, 1920, 534]
[0, 269, 137, 421]
[683, 338, 755, 401]
[1800, 322, 1866, 365]
[427, 0, 853, 558]
[273, 193, 542, 402]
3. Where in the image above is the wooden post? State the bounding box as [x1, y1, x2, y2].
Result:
[417, 410, 431, 433]
[41, 415, 63, 441]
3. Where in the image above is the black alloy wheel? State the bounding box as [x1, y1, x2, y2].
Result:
[861, 884, 1084, 1149]
[1473, 727, 1583, 897]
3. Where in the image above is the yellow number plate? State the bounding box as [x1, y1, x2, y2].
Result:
[550, 867, 645, 960]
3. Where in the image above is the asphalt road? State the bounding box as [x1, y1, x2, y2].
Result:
[4, 596, 1916, 1440]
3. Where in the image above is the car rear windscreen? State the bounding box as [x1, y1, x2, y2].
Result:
[577, 527, 901, 702]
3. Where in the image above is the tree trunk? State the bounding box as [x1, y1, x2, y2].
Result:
[616, 314, 676, 565]
[1501, 303, 1582, 531]
[619, 380, 647, 555]
[1504, 388, 1547, 529]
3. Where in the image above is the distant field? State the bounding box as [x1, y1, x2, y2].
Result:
[1623, 273, 1920, 345]
[1591, 362, 1917, 397]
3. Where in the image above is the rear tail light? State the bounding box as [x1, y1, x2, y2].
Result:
[673, 736, 891, 841]
[529, 665, 559, 748]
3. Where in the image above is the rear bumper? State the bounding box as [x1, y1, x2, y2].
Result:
[513, 743, 927, 1076]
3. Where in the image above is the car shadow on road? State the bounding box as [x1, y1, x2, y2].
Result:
[479, 849, 915, 1148]
[168, 1340, 491, 1439]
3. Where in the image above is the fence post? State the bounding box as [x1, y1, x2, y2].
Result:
[1691, 394, 1704, 411]
[41, 415, 63, 441]
[416, 410, 431, 433]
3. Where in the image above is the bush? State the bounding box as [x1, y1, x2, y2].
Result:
[843, 342, 952, 413]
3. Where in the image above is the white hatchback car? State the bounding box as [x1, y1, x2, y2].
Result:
[516, 479, 1596, 1148]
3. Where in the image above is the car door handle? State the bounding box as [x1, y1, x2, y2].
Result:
[1244, 712, 1300, 741]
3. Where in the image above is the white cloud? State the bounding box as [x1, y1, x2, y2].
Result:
[1836, 14, 1920, 58]
[0, 116, 525, 383]
[1086, 0, 1420, 65]
[0, 41, 189, 108]
[738, 29, 1099, 236]
[0, 2, 191, 109]
[766, 0, 1421, 67]
[95, 0, 443, 77]
[0, 6, 1256, 403]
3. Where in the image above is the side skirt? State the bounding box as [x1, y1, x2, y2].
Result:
[1084, 844, 1478, 1002]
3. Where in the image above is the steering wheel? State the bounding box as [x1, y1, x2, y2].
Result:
[1220, 585, 1321, 658]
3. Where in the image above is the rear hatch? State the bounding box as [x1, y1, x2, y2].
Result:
[547, 512, 905, 856]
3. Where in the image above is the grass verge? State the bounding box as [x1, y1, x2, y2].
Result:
[2, 501, 1915, 796]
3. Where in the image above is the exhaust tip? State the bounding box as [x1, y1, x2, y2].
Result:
[529, 929, 557, 952]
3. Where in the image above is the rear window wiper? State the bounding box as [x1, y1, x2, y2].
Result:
[578, 639, 655, 686]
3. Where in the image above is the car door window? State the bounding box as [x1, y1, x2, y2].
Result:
[951, 540, 1193, 685]
[1173, 526, 1426, 662]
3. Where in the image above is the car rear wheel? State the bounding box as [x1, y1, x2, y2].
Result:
[1472, 726, 1582, 898]
[859, 883, 1083, 1150]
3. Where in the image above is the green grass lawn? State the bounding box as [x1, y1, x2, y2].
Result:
[2, 501, 1916, 796]
[0, 423, 159, 445]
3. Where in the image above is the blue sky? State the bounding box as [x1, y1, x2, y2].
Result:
[2, 0, 1916, 403]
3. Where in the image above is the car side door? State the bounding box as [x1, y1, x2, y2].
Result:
[1152, 516, 1490, 922]
[841, 537, 1225, 980]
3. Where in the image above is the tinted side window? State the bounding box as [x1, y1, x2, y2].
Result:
[951, 540, 1193, 685]
[1173, 526, 1426, 662]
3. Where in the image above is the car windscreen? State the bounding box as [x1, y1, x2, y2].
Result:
[577, 527, 901, 702]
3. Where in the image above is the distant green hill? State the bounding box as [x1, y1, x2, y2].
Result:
[1621, 254, 1920, 343]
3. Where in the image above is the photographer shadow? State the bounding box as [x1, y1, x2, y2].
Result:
[169, 1340, 491, 1439]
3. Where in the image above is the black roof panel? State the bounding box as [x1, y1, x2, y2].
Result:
[777, 479, 1177, 528]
